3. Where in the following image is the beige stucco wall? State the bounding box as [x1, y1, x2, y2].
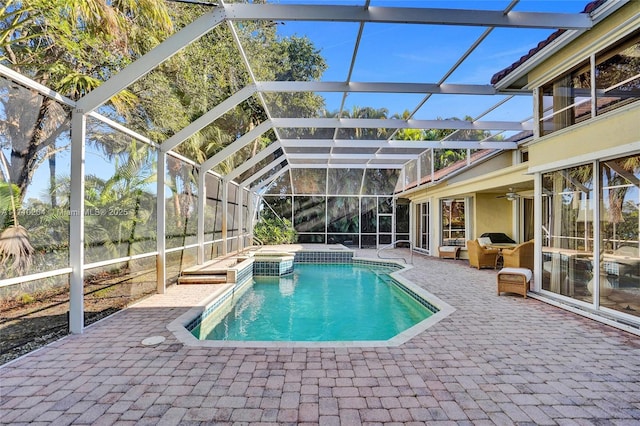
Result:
[475, 194, 513, 240]
[529, 106, 640, 170]
[405, 160, 532, 204]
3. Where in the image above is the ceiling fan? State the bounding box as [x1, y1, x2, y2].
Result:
[496, 188, 520, 201]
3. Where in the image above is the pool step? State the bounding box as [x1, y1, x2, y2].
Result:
[178, 274, 228, 285]
[181, 258, 239, 275]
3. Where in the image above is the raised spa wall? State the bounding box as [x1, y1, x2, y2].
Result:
[227, 249, 357, 283]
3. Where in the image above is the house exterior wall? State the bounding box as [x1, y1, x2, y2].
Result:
[529, 107, 640, 172]
[475, 194, 513, 239]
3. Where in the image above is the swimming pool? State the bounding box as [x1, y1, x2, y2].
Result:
[189, 263, 436, 342]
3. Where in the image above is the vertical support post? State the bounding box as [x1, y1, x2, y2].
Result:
[157, 151, 166, 294]
[533, 172, 543, 292]
[590, 54, 597, 118]
[197, 168, 206, 264]
[513, 195, 520, 243]
[430, 149, 435, 182]
[532, 87, 541, 139]
[221, 179, 228, 256]
[69, 110, 86, 334]
[593, 160, 601, 309]
[408, 200, 414, 252]
[237, 187, 244, 252]
[248, 189, 255, 245]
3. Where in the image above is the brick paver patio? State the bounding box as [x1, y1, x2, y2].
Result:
[2, 249, 640, 425]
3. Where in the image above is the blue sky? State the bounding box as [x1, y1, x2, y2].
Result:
[273, 0, 591, 121]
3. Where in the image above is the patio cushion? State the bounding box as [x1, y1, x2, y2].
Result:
[478, 237, 492, 247]
[480, 232, 516, 244]
[498, 267, 532, 282]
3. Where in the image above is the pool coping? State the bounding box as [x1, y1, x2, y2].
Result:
[167, 256, 456, 348]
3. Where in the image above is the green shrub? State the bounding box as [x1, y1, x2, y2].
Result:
[253, 217, 297, 244]
[19, 293, 35, 304]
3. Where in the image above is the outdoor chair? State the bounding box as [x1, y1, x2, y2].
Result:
[467, 239, 499, 269]
[502, 240, 534, 271]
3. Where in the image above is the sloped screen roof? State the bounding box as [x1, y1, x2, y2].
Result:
[65, 0, 612, 195]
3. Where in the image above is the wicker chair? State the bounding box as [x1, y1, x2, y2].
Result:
[502, 240, 534, 271]
[467, 239, 499, 269]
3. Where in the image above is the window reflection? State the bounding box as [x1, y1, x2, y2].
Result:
[542, 156, 640, 318]
[441, 199, 465, 246]
[539, 31, 640, 136]
[599, 155, 640, 315]
[541, 165, 594, 300]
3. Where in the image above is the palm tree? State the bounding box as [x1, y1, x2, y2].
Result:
[0, 150, 33, 273]
[343, 106, 389, 139]
[0, 0, 173, 201]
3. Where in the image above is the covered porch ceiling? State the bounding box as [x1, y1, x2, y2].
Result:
[72, 0, 624, 192]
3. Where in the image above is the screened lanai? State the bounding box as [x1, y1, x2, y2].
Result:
[0, 0, 627, 349]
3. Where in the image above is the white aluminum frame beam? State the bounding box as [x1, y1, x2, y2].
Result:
[255, 81, 497, 95]
[156, 151, 167, 293]
[197, 168, 206, 264]
[248, 165, 290, 193]
[162, 85, 256, 152]
[224, 142, 283, 182]
[271, 118, 530, 131]
[280, 139, 517, 149]
[223, 4, 592, 29]
[288, 163, 404, 169]
[0, 64, 76, 107]
[242, 158, 289, 188]
[201, 120, 273, 171]
[287, 153, 418, 161]
[77, 9, 226, 112]
[68, 111, 86, 334]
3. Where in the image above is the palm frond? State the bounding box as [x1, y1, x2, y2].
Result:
[0, 225, 34, 273]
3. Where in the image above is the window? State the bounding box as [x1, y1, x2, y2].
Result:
[538, 31, 639, 136]
[541, 155, 640, 319]
[539, 61, 591, 135]
[595, 33, 640, 116]
[415, 202, 430, 252]
[441, 199, 466, 246]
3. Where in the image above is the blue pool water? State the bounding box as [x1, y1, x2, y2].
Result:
[191, 263, 434, 342]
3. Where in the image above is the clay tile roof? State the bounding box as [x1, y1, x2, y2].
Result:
[490, 0, 607, 86]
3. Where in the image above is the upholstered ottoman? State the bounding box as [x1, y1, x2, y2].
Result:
[438, 246, 460, 260]
[497, 267, 532, 298]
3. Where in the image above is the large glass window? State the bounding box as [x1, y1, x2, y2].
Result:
[541, 165, 594, 299]
[542, 156, 640, 320]
[595, 33, 640, 116]
[599, 155, 640, 316]
[540, 62, 591, 136]
[441, 199, 466, 246]
[395, 199, 410, 246]
[539, 31, 640, 136]
[415, 202, 430, 253]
